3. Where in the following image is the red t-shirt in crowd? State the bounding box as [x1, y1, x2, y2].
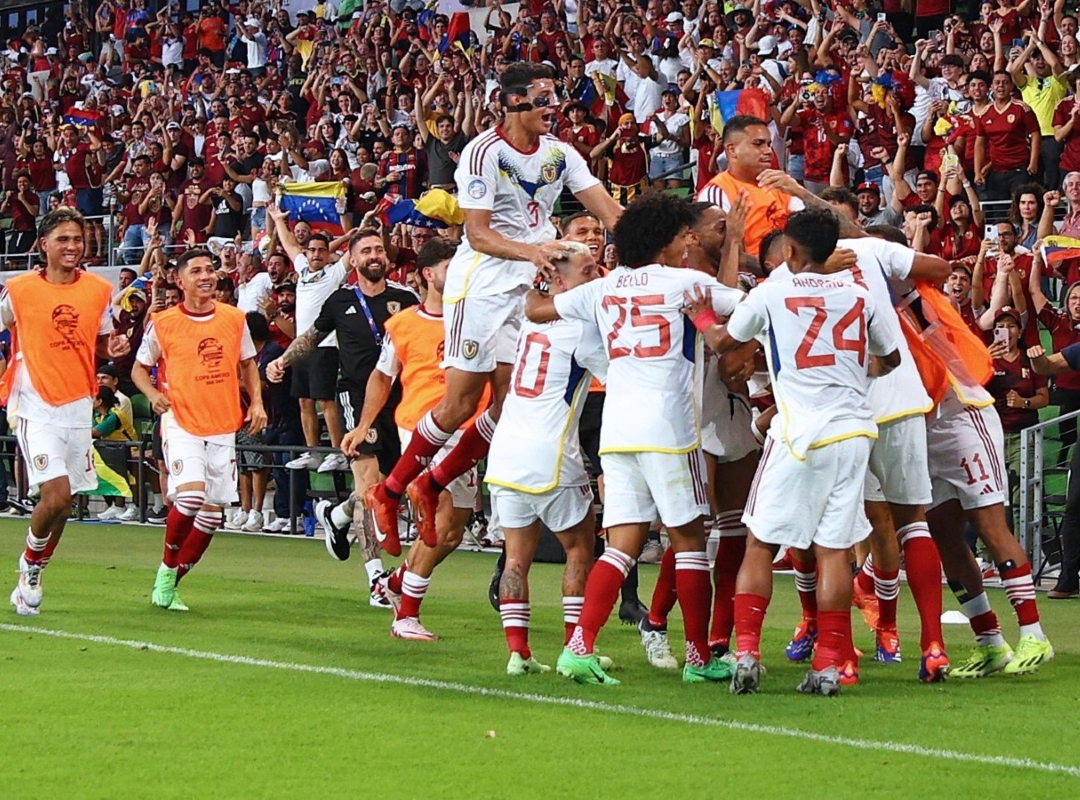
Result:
[796, 108, 853, 184]
[988, 353, 1046, 433]
[974, 100, 1039, 172]
[1038, 304, 1080, 391]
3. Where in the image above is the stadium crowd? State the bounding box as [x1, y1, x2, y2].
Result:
[1, 0, 1079, 689]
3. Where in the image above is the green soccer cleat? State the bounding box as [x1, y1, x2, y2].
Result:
[556, 648, 621, 686]
[1002, 635, 1054, 675]
[167, 589, 189, 612]
[950, 643, 1014, 678]
[506, 652, 550, 676]
[683, 656, 735, 683]
[151, 565, 177, 609]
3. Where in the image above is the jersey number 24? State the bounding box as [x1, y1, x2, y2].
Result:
[785, 296, 867, 369]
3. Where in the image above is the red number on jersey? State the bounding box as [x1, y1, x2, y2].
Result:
[526, 201, 541, 228]
[512, 332, 552, 398]
[601, 294, 672, 359]
[784, 296, 868, 369]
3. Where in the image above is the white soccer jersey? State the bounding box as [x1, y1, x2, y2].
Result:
[553, 264, 744, 454]
[726, 271, 898, 459]
[448, 129, 600, 300]
[834, 237, 933, 424]
[485, 318, 607, 493]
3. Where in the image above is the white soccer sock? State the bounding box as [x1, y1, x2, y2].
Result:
[562, 596, 584, 627]
[364, 557, 384, 585]
[331, 498, 353, 530]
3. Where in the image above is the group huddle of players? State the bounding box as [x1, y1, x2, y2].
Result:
[6, 63, 1054, 697]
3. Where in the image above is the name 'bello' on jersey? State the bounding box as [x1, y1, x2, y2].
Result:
[553, 265, 743, 455]
[450, 129, 599, 297]
[485, 318, 608, 494]
[726, 273, 900, 459]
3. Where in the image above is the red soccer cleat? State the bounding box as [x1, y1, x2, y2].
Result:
[364, 482, 402, 557]
[406, 473, 441, 547]
[919, 642, 950, 683]
[852, 575, 880, 632]
[838, 660, 860, 686]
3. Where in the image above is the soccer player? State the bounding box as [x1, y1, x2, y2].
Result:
[266, 229, 418, 600]
[694, 209, 901, 695]
[364, 61, 623, 554]
[486, 241, 608, 676]
[134, 247, 267, 611]
[697, 115, 805, 258]
[525, 192, 743, 686]
[340, 238, 482, 640]
[5, 207, 128, 616]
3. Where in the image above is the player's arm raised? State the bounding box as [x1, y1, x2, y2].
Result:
[757, 169, 865, 239]
[1027, 344, 1073, 376]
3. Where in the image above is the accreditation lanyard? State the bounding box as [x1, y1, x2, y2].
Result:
[352, 288, 382, 346]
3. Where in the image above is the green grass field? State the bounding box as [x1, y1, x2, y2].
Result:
[1, 519, 1079, 798]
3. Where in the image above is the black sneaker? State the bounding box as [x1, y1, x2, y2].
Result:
[710, 642, 730, 661]
[618, 598, 648, 625]
[489, 550, 505, 612]
[315, 499, 351, 561]
[146, 506, 168, 525]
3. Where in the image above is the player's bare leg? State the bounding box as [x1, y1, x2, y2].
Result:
[152, 479, 220, 612]
[368, 366, 502, 549]
[13, 475, 73, 615]
[379, 487, 470, 641]
[928, 499, 1015, 678]
[889, 504, 948, 682]
[731, 531, 779, 694]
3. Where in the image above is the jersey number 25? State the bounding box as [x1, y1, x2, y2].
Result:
[601, 294, 671, 360]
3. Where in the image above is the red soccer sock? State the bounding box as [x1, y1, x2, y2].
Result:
[734, 592, 770, 659]
[998, 560, 1040, 627]
[385, 411, 454, 497]
[500, 599, 530, 658]
[429, 410, 495, 489]
[163, 491, 203, 569]
[176, 511, 219, 582]
[957, 590, 1002, 643]
[647, 545, 677, 627]
[23, 528, 50, 566]
[875, 567, 900, 631]
[675, 551, 713, 666]
[709, 533, 746, 646]
[398, 570, 431, 620]
[898, 522, 944, 649]
[813, 609, 853, 671]
[387, 563, 407, 595]
[791, 555, 818, 622]
[567, 548, 634, 655]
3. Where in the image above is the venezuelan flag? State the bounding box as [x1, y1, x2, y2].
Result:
[63, 108, 100, 128]
[383, 189, 463, 229]
[280, 182, 345, 235]
[1042, 236, 1080, 266]
[439, 12, 473, 56]
[710, 88, 770, 135]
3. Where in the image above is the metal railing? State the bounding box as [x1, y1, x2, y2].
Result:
[1018, 408, 1079, 583]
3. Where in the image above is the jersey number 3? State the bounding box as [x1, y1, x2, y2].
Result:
[785, 296, 867, 369]
[601, 295, 671, 360]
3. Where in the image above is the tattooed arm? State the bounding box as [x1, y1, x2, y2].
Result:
[264, 326, 329, 383]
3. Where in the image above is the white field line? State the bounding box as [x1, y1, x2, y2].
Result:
[2, 622, 1077, 779]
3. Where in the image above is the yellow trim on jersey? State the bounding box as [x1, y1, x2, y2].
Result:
[484, 374, 591, 494]
[875, 403, 934, 426]
[442, 251, 483, 304]
[948, 373, 996, 408]
[808, 430, 879, 449]
[598, 443, 701, 455]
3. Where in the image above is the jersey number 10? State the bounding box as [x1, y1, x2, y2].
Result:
[785, 296, 867, 369]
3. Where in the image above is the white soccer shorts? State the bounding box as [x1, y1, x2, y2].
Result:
[701, 389, 760, 464]
[600, 449, 710, 529]
[161, 413, 238, 508]
[490, 483, 593, 532]
[399, 428, 476, 509]
[442, 286, 526, 373]
[864, 414, 933, 506]
[926, 403, 1008, 511]
[744, 435, 872, 551]
[15, 419, 96, 495]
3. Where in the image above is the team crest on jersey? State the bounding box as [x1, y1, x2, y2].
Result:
[386, 301, 401, 315]
[468, 179, 487, 199]
[198, 338, 224, 369]
[1007, 114, 1015, 124]
[462, 339, 479, 360]
[51, 304, 79, 339]
[32, 454, 48, 471]
[541, 163, 557, 184]
[171, 459, 183, 475]
[365, 427, 378, 444]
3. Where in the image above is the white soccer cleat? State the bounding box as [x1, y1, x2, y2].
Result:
[390, 616, 440, 641]
[638, 617, 679, 669]
[10, 587, 38, 616]
[97, 506, 122, 521]
[316, 452, 349, 473]
[118, 506, 140, 522]
[16, 554, 43, 608]
[241, 510, 264, 532]
[285, 452, 322, 471]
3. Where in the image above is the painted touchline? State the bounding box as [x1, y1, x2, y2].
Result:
[2, 622, 1077, 779]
